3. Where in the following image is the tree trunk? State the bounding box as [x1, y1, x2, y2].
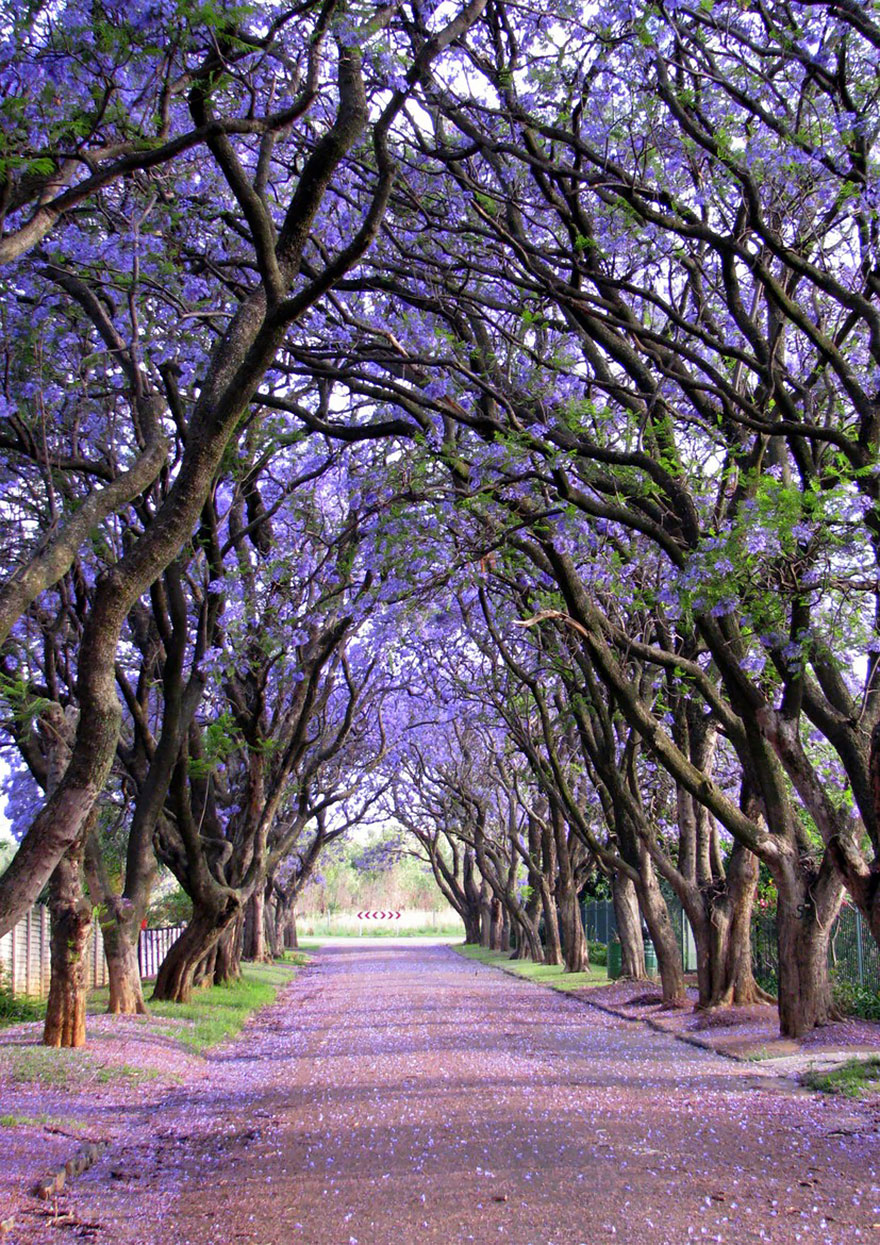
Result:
[43, 844, 92, 1048]
[214, 918, 242, 985]
[540, 880, 563, 966]
[243, 889, 268, 961]
[102, 918, 148, 1015]
[479, 881, 493, 948]
[489, 896, 504, 951]
[499, 906, 511, 953]
[463, 904, 481, 945]
[264, 893, 281, 959]
[701, 844, 770, 1008]
[635, 849, 686, 1006]
[519, 915, 543, 962]
[774, 860, 841, 1038]
[285, 907, 299, 949]
[612, 870, 646, 979]
[196, 943, 218, 988]
[152, 901, 239, 1003]
[557, 884, 589, 973]
[552, 807, 589, 973]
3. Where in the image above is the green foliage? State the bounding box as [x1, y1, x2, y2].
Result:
[588, 940, 607, 966]
[299, 831, 452, 917]
[0, 986, 46, 1028]
[0, 836, 14, 872]
[831, 975, 880, 1022]
[756, 864, 778, 915]
[147, 880, 193, 927]
[187, 711, 241, 779]
[0, 673, 51, 730]
[802, 1056, 880, 1098]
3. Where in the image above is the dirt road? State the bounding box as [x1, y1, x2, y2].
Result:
[56, 944, 880, 1244]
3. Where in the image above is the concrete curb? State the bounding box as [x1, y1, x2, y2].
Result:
[449, 947, 842, 1087]
[34, 1140, 108, 1201]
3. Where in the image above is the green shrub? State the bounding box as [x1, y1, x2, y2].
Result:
[831, 974, 880, 1021]
[0, 987, 45, 1028]
[588, 941, 607, 966]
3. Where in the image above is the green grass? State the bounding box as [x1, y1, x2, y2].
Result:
[0, 1112, 88, 1130]
[84, 957, 306, 1053]
[142, 958, 303, 1054]
[745, 1047, 774, 1062]
[802, 1056, 880, 1098]
[0, 956, 307, 1089]
[454, 944, 608, 991]
[1, 1045, 159, 1088]
[0, 988, 47, 1029]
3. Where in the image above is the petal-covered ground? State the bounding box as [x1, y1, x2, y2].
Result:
[7, 943, 880, 1244]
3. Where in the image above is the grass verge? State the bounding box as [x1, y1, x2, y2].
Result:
[2, 955, 307, 1074]
[0, 1045, 160, 1088]
[454, 944, 608, 991]
[86, 957, 306, 1054]
[145, 959, 302, 1053]
[802, 1055, 880, 1098]
[0, 1112, 89, 1130]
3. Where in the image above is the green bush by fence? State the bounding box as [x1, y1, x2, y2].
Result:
[582, 895, 880, 1014]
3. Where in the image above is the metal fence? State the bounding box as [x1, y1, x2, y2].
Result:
[0, 904, 184, 999]
[752, 903, 880, 994]
[582, 898, 617, 947]
[138, 923, 184, 980]
[585, 893, 880, 995]
[582, 896, 698, 970]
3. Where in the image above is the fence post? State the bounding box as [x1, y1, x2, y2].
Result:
[24, 908, 31, 996]
[856, 909, 865, 988]
[41, 906, 49, 996]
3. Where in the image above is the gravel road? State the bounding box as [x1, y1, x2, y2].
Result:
[58, 943, 880, 1244]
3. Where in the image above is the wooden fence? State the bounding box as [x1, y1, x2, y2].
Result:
[0, 905, 184, 998]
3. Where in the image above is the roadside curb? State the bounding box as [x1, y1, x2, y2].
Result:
[450, 946, 842, 1088]
[33, 1140, 108, 1201]
[572, 989, 749, 1062]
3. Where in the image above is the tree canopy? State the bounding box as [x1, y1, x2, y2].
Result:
[1, 0, 879, 1040]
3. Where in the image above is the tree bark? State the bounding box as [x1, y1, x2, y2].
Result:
[699, 843, 770, 1008]
[214, 918, 243, 985]
[462, 905, 481, 945]
[774, 858, 841, 1037]
[479, 880, 492, 948]
[152, 899, 240, 1003]
[43, 843, 92, 1048]
[102, 918, 148, 1015]
[264, 893, 282, 959]
[635, 847, 686, 1006]
[540, 883, 563, 966]
[612, 871, 646, 979]
[489, 895, 504, 951]
[557, 884, 589, 973]
[243, 889, 269, 961]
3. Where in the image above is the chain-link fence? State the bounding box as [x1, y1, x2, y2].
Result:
[581, 898, 617, 946]
[584, 893, 880, 997]
[752, 903, 880, 995]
